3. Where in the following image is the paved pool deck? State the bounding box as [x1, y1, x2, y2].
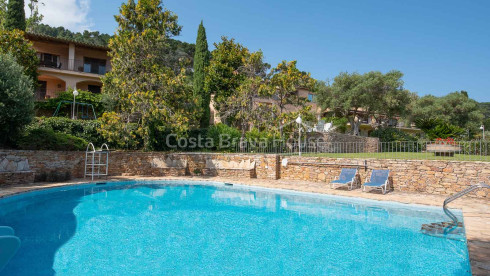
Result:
[1, 176, 489, 275]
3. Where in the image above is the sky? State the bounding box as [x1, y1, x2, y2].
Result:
[33, 0, 490, 102]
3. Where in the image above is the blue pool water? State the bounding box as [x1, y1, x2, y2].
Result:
[0, 180, 471, 275]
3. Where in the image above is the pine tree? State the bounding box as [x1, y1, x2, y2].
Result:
[193, 21, 210, 128]
[4, 0, 26, 31]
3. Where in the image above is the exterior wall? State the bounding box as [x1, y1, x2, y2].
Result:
[0, 150, 487, 199]
[29, 37, 109, 94]
[280, 156, 490, 199]
[38, 75, 66, 98]
[32, 40, 69, 58]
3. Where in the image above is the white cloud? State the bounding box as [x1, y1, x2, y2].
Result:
[26, 0, 93, 32]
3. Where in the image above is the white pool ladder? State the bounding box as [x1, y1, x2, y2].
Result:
[84, 143, 109, 180]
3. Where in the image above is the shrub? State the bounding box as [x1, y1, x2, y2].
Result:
[415, 118, 465, 140]
[28, 117, 103, 145]
[425, 123, 465, 140]
[35, 89, 104, 117]
[207, 123, 241, 150]
[322, 116, 349, 133]
[0, 53, 34, 146]
[17, 128, 88, 151]
[370, 127, 417, 142]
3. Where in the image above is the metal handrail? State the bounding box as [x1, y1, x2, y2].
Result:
[443, 182, 489, 208]
[442, 182, 489, 234]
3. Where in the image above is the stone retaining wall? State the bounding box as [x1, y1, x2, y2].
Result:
[280, 156, 490, 199]
[0, 150, 488, 198]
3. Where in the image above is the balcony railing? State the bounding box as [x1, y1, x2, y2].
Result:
[38, 58, 110, 75]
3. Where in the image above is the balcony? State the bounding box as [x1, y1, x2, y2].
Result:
[38, 57, 110, 75]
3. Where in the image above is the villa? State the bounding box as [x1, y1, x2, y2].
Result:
[0, 0, 488, 274]
[26, 33, 110, 100]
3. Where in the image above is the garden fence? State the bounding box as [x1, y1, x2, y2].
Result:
[232, 140, 490, 161]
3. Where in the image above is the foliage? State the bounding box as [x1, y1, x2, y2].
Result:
[98, 112, 141, 150]
[30, 23, 112, 46]
[245, 128, 279, 142]
[0, 0, 7, 30]
[193, 21, 210, 128]
[35, 89, 105, 117]
[207, 123, 241, 150]
[205, 37, 249, 109]
[17, 128, 87, 151]
[479, 102, 490, 119]
[4, 0, 25, 31]
[26, 0, 43, 31]
[316, 70, 411, 136]
[426, 122, 465, 140]
[0, 53, 34, 146]
[267, 60, 316, 137]
[101, 0, 198, 150]
[27, 117, 104, 145]
[219, 50, 272, 135]
[321, 116, 349, 133]
[410, 91, 483, 136]
[415, 118, 465, 140]
[0, 29, 39, 82]
[370, 127, 417, 142]
[277, 106, 317, 138]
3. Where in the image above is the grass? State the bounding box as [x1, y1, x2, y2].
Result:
[298, 152, 490, 162]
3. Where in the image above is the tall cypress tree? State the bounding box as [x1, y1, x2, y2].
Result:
[5, 0, 26, 31]
[193, 21, 210, 128]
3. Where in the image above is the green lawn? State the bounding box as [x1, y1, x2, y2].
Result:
[298, 152, 490, 162]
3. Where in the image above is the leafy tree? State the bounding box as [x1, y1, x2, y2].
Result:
[101, 0, 198, 150]
[0, 53, 34, 146]
[193, 21, 210, 128]
[0, 0, 7, 30]
[219, 50, 272, 137]
[26, 0, 43, 31]
[414, 119, 465, 140]
[316, 70, 410, 136]
[205, 37, 249, 109]
[267, 60, 315, 138]
[479, 102, 490, 119]
[4, 0, 25, 31]
[0, 29, 38, 83]
[411, 91, 483, 136]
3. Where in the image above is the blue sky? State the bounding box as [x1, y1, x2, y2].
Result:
[44, 0, 490, 102]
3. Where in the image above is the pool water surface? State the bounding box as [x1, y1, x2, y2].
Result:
[0, 180, 471, 275]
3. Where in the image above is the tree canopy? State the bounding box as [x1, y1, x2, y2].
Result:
[0, 29, 38, 82]
[0, 53, 34, 146]
[411, 91, 484, 135]
[204, 37, 249, 109]
[316, 70, 410, 135]
[4, 0, 25, 31]
[100, 0, 198, 150]
[193, 21, 210, 128]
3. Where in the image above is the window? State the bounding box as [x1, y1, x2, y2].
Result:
[307, 93, 315, 102]
[83, 57, 107, 75]
[39, 53, 60, 68]
[87, 85, 102, 94]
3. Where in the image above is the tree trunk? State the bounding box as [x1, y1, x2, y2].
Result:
[348, 115, 361, 136]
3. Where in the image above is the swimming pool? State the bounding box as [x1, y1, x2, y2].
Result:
[0, 180, 471, 275]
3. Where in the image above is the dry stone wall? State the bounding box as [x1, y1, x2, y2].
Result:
[0, 150, 488, 199]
